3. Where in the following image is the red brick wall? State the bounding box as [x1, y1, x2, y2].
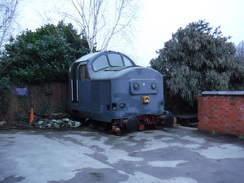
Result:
[198, 92, 244, 136]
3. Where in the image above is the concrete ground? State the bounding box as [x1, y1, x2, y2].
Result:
[0, 126, 244, 183]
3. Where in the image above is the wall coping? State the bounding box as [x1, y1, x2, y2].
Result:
[201, 91, 244, 96]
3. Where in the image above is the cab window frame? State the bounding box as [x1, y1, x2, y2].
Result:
[122, 55, 134, 67]
[78, 63, 90, 81]
[107, 53, 124, 67]
[92, 55, 109, 71]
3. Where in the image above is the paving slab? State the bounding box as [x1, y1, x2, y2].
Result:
[0, 127, 244, 183]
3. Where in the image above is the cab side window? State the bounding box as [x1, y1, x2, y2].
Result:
[79, 65, 89, 80]
[123, 56, 134, 66]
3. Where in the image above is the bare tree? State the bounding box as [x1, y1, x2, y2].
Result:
[0, 0, 19, 50]
[56, 0, 139, 52]
[236, 41, 244, 60]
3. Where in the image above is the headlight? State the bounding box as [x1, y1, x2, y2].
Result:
[134, 82, 140, 90]
[151, 83, 156, 89]
[112, 103, 117, 111]
[120, 103, 126, 108]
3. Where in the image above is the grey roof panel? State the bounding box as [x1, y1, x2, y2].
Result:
[75, 52, 101, 62]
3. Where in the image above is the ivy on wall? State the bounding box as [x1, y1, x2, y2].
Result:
[0, 78, 10, 114]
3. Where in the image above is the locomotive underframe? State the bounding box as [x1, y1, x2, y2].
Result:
[111, 114, 167, 135]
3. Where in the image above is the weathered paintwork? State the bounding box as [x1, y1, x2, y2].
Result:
[68, 51, 164, 131]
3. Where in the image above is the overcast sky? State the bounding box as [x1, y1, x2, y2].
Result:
[21, 0, 244, 66]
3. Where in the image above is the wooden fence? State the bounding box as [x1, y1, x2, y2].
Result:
[0, 82, 69, 125]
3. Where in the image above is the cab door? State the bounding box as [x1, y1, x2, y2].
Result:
[77, 63, 91, 111]
[70, 62, 89, 103]
[70, 62, 79, 103]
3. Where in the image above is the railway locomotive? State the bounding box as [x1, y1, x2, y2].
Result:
[68, 51, 173, 134]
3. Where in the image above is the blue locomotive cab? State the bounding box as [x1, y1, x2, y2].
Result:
[68, 51, 170, 134]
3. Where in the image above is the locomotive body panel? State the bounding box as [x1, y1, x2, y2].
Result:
[68, 51, 168, 132]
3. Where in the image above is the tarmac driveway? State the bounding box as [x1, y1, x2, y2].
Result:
[0, 127, 244, 183]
